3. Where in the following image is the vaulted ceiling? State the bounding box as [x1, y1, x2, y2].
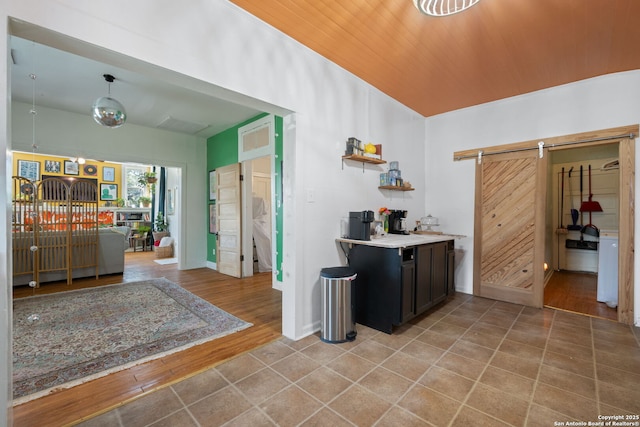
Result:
[230, 0, 640, 117]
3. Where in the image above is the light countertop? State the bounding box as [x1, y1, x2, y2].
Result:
[336, 233, 464, 248]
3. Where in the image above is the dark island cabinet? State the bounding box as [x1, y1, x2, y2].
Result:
[349, 239, 454, 334]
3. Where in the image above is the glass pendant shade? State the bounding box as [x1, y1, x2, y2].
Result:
[413, 0, 480, 16]
[92, 96, 126, 128]
[92, 74, 126, 128]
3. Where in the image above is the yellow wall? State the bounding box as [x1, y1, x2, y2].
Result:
[12, 152, 123, 207]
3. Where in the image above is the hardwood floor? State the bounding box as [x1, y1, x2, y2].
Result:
[11, 251, 282, 426]
[544, 269, 617, 321]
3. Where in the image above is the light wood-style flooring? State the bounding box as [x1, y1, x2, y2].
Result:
[544, 270, 617, 321]
[11, 251, 282, 427]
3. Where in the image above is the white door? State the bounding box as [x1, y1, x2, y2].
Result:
[216, 163, 242, 278]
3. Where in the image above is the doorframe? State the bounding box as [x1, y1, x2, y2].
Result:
[454, 124, 637, 324]
[241, 160, 254, 277]
[240, 158, 274, 278]
[238, 115, 278, 285]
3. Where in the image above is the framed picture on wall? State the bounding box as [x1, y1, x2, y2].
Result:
[64, 160, 79, 175]
[167, 187, 175, 215]
[83, 164, 98, 176]
[209, 203, 217, 234]
[102, 166, 115, 182]
[100, 183, 118, 201]
[209, 170, 216, 200]
[44, 160, 61, 173]
[18, 160, 40, 181]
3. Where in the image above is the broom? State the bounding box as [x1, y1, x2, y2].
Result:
[580, 164, 603, 213]
[556, 167, 568, 234]
[580, 164, 602, 237]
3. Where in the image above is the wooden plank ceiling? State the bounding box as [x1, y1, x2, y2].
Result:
[229, 0, 640, 117]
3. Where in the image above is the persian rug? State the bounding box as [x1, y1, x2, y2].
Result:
[12, 277, 252, 404]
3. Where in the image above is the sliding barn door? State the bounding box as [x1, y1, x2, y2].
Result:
[473, 150, 547, 307]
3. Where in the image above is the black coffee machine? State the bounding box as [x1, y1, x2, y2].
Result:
[388, 210, 409, 235]
[348, 210, 374, 240]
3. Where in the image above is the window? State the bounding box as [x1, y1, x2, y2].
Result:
[123, 166, 151, 207]
[238, 115, 274, 162]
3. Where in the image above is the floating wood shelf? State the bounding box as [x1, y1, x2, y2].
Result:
[342, 154, 386, 164]
[379, 185, 415, 191]
[342, 154, 386, 172]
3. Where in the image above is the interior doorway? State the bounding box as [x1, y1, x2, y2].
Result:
[546, 144, 620, 320]
[242, 156, 273, 277]
[237, 115, 277, 287]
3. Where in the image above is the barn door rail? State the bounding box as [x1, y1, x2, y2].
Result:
[454, 132, 635, 161]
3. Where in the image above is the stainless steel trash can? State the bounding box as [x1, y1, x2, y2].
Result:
[320, 266, 357, 343]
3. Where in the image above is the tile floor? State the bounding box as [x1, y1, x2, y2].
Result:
[79, 293, 640, 427]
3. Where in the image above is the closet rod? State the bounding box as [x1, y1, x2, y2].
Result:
[454, 132, 635, 161]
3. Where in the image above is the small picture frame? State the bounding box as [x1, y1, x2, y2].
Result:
[167, 187, 175, 215]
[64, 160, 79, 175]
[100, 183, 118, 201]
[209, 170, 217, 201]
[209, 203, 217, 234]
[44, 160, 61, 173]
[18, 160, 40, 181]
[83, 164, 98, 176]
[102, 166, 115, 182]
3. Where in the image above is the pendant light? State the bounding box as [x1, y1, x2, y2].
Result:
[413, 0, 481, 17]
[92, 74, 126, 128]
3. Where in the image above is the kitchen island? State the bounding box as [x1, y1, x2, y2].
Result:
[337, 234, 457, 334]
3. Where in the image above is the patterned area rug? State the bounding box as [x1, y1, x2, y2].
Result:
[12, 278, 252, 404]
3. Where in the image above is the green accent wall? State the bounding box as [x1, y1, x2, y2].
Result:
[206, 113, 284, 282]
[274, 115, 283, 281]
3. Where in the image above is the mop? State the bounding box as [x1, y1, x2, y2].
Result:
[556, 167, 568, 234]
[567, 167, 581, 230]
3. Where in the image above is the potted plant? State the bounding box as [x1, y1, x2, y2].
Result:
[139, 196, 152, 207]
[153, 212, 169, 241]
[138, 172, 157, 186]
[137, 225, 151, 236]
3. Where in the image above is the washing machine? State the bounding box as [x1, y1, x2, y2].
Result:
[597, 230, 618, 307]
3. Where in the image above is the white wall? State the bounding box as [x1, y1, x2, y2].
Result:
[0, 0, 424, 354]
[0, 1, 11, 423]
[425, 70, 640, 326]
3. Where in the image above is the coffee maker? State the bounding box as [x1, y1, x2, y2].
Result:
[388, 210, 409, 235]
[348, 211, 374, 240]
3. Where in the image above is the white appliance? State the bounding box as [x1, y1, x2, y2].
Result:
[597, 230, 618, 307]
